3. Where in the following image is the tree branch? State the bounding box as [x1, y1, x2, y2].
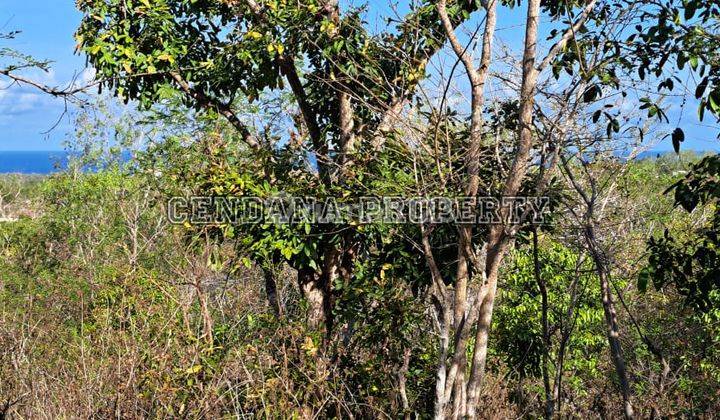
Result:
[242, 0, 326, 173]
[169, 72, 260, 150]
[278, 57, 324, 154]
[536, 0, 599, 72]
[0, 69, 98, 98]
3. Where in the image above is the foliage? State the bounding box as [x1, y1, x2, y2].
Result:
[645, 155, 720, 311]
[3, 0, 720, 417]
[496, 241, 604, 380]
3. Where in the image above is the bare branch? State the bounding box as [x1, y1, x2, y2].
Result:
[536, 0, 599, 72]
[0, 68, 98, 98]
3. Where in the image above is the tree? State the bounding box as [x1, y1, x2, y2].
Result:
[76, 0, 494, 333]
[74, 0, 719, 417]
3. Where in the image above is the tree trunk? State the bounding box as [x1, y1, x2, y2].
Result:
[586, 225, 634, 419]
[465, 263, 500, 416]
[433, 304, 452, 420]
[263, 266, 282, 317]
[298, 268, 328, 332]
[465, 0, 542, 398]
[533, 229, 554, 419]
[398, 347, 412, 419]
[297, 244, 341, 335]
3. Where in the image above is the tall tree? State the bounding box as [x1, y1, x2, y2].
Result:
[76, 0, 489, 332]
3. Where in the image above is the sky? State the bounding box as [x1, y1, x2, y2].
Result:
[0, 1, 718, 153]
[0, 1, 87, 151]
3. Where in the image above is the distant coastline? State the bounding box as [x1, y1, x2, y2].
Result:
[0, 149, 714, 175]
[0, 151, 69, 174]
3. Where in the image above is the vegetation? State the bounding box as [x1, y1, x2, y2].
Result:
[1, 0, 720, 418]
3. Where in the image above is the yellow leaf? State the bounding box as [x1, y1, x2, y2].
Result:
[301, 336, 318, 357]
[185, 364, 202, 374]
[246, 31, 263, 40]
[321, 20, 337, 36]
[380, 263, 392, 280]
[157, 53, 174, 63]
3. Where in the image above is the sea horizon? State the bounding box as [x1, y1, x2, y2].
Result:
[0, 150, 70, 175]
[0, 149, 713, 175]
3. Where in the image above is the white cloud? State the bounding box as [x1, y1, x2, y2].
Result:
[0, 83, 66, 131]
[0, 66, 99, 139]
[0, 66, 94, 120]
[79, 67, 96, 85]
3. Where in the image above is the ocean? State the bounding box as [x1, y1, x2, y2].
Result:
[0, 151, 70, 174]
[0, 149, 707, 175]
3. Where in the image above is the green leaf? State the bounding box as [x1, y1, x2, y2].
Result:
[684, 3, 696, 20]
[695, 76, 709, 99]
[689, 55, 699, 69]
[709, 91, 720, 114]
[583, 85, 601, 103]
[672, 127, 685, 154]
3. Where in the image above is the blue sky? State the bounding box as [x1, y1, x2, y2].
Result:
[0, 1, 718, 153]
[0, 1, 87, 151]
